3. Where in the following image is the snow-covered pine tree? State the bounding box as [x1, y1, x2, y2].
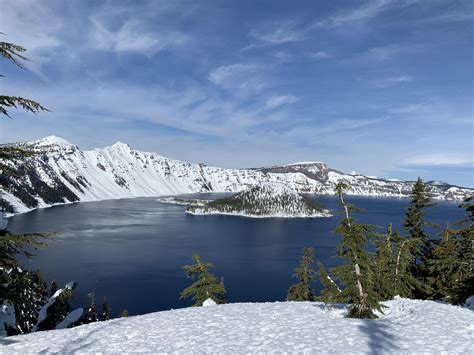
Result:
[180, 254, 226, 306]
[100, 297, 110, 321]
[120, 309, 129, 317]
[330, 182, 383, 319]
[36, 283, 75, 331]
[81, 292, 98, 324]
[287, 247, 317, 301]
[3, 269, 48, 334]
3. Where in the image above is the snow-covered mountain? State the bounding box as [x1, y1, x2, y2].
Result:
[4, 298, 473, 353]
[0, 135, 472, 214]
[187, 184, 332, 218]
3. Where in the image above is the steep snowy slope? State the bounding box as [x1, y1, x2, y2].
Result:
[0, 136, 472, 214]
[187, 184, 332, 218]
[3, 299, 473, 353]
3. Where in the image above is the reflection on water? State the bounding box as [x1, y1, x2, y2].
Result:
[8, 194, 463, 316]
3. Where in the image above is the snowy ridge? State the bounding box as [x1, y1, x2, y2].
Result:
[0, 136, 472, 214]
[3, 298, 473, 353]
[186, 184, 332, 218]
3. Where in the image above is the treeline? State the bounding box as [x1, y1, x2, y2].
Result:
[187, 184, 325, 216]
[181, 178, 473, 319]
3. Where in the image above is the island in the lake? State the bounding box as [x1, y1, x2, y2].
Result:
[179, 184, 331, 218]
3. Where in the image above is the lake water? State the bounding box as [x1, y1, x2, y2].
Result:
[7, 194, 464, 317]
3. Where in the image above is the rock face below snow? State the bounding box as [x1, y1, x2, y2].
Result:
[186, 184, 331, 218]
[0, 136, 472, 214]
[3, 299, 473, 353]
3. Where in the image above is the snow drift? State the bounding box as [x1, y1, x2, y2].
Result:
[2, 298, 472, 353]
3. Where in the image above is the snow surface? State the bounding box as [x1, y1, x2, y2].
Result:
[2, 299, 473, 354]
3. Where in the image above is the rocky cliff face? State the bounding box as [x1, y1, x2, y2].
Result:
[0, 136, 471, 214]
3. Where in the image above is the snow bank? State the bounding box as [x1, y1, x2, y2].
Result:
[3, 299, 472, 353]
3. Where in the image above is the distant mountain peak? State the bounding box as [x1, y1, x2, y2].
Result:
[36, 135, 74, 147]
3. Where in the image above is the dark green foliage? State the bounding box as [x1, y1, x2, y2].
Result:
[404, 178, 435, 261]
[287, 247, 317, 301]
[37, 284, 75, 331]
[324, 182, 383, 319]
[100, 297, 111, 321]
[317, 261, 341, 303]
[449, 197, 474, 304]
[187, 185, 326, 216]
[391, 231, 428, 299]
[180, 254, 226, 306]
[81, 293, 98, 324]
[0, 230, 47, 268]
[1, 268, 48, 334]
[373, 225, 396, 301]
[427, 225, 463, 302]
[1, 37, 49, 118]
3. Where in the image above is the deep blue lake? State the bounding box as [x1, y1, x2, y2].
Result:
[7, 194, 465, 317]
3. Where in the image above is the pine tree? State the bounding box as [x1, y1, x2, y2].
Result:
[82, 292, 98, 324]
[427, 224, 462, 302]
[317, 261, 341, 303]
[180, 254, 226, 306]
[450, 196, 474, 304]
[37, 283, 75, 331]
[0, 35, 48, 118]
[120, 309, 129, 317]
[391, 231, 427, 298]
[287, 247, 317, 301]
[329, 182, 383, 319]
[100, 297, 110, 321]
[403, 178, 436, 283]
[373, 225, 396, 300]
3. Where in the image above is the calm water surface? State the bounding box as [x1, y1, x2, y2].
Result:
[8, 194, 464, 316]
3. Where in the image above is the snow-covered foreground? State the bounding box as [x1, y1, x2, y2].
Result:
[2, 298, 472, 354]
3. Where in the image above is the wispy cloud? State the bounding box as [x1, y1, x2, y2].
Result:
[309, 51, 332, 59]
[401, 153, 473, 167]
[208, 64, 266, 93]
[313, 0, 418, 28]
[249, 20, 303, 44]
[265, 94, 300, 110]
[90, 18, 189, 55]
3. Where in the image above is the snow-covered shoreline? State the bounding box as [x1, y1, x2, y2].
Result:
[186, 209, 332, 218]
[3, 298, 473, 353]
[1, 136, 472, 216]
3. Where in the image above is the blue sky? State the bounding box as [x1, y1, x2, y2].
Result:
[0, 0, 472, 186]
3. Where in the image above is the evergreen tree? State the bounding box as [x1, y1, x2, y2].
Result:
[403, 177, 436, 288]
[450, 197, 474, 304]
[427, 224, 462, 302]
[287, 247, 317, 301]
[0, 35, 48, 118]
[180, 254, 226, 306]
[391, 231, 427, 298]
[317, 261, 341, 303]
[328, 182, 383, 319]
[373, 225, 396, 301]
[82, 292, 98, 324]
[120, 309, 129, 317]
[37, 283, 75, 331]
[100, 297, 110, 321]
